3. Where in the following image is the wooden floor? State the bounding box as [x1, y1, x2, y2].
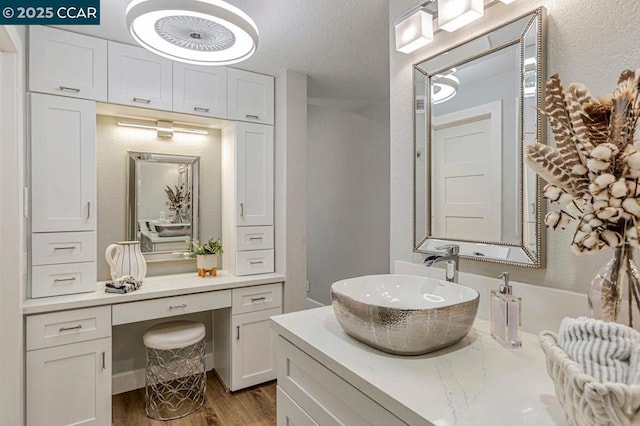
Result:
[112, 373, 277, 426]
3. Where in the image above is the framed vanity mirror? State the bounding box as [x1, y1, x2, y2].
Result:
[127, 152, 200, 261]
[414, 8, 546, 267]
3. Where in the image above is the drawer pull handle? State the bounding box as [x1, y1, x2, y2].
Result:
[169, 304, 187, 310]
[53, 246, 77, 251]
[54, 277, 77, 283]
[102, 351, 106, 370]
[59, 324, 82, 332]
[240, 202, 244, 218]
[58, 86, 80, 93]
[194, 106, 210, 113]
[236, 326, 240, 340]
[249, 237, 263, 241]
[132, 97, 151, 104]
[251, 296, 266, 302]
[246, 114, 259, 120]
[250, 261, 264, 265]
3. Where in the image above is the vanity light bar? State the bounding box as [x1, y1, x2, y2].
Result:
[117, 120, 209, 136]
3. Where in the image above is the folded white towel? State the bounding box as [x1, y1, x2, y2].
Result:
[558, 317, 640, 384]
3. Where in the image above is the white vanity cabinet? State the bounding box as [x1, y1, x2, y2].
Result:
[173, 62, 228, 118]
[214, 283, 282, 391]
[276, 336, 407, 426]
[28, 26, 108, 102]
[26, 306, 112, 426]
[222, 122, 275, 276]
[227, 68, 275, 125]
[108, 41, 173, 111]
[30, 93, 97, 298]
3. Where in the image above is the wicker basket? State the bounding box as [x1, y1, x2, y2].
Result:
[539, 331, 640, 426]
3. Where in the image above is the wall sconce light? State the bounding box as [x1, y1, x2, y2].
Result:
[395, 4, 434, 54]
[438, 0, 484, 32]
[117, 119, 210, 137]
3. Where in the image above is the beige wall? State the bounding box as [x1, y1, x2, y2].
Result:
[96, 115, 222, 280]
[389, 0, 640, 293]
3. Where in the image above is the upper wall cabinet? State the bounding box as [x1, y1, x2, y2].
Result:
[227, 68, 275, 125]
[173, 63, 228, 118]
[108, 41, 173, 111]
[31, 93, 96, 233]
[28, 26, 107, 102]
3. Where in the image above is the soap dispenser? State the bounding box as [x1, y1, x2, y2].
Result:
[490, 272, 522, 348]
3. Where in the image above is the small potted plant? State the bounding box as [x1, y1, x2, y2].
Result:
[188, 238, 223, 277]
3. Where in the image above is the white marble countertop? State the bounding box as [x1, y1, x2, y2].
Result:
[23, 271, 285, 315]
[271, 306, 568, 426]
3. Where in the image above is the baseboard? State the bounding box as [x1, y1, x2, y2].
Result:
[306, 297, 324, 309]
[112, 353, 214, 395]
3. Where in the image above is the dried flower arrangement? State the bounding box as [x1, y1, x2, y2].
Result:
[526, 70, 640, 324]
[526, 71, 640, 253]
[165, 183, 191, 222]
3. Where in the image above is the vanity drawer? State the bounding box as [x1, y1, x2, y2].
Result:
[112, 290, 232, 325]
[232, 283, 282, 314]
[236, 226, 274, 251]
[31, 262, 97, 298]
[235, 249, 274, 276]
[32, 231, 96, 265]
[26, 306, 111, 351]
[277, 336, 407, 426]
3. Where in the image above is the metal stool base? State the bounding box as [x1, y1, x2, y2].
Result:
[145, 339, 206, 421]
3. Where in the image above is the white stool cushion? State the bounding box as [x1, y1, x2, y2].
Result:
[143, 320, 205, 350]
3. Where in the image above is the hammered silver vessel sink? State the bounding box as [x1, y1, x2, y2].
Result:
[331, 274, 480, 355]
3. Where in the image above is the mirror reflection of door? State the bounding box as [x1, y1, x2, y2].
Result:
[431, 101, 502, 241]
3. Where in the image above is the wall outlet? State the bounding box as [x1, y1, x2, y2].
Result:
[306, 280, 310, 293]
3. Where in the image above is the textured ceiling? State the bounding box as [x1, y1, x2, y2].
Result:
[54, 0, 390, 104]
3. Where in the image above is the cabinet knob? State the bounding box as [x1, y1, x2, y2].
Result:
[59, 324, 82, 332]
[53, 246, 77, 251]
[169, 304, 187, 310]
[194, 106, 210, 113]
[246, 114, 259, 120]
[240, 202, 244, 218]
[53, 277, 77, 283]
[132, 97, 151, 104]
[58, 86, 80, 93]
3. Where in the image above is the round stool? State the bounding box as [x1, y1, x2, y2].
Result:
[143, 320, 206, 420]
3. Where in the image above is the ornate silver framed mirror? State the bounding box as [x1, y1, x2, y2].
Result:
[127, 152, 200, 262]
[414, 8, 546, 267]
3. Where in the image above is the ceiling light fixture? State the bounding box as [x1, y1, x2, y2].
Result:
[395, 3, 434, 54]
[498, 0, 516, 4]
[437, 0, 484, 32]
[117, 119, 210, 137]
[125, 0, 259, 66]
[432, 74, 459, 104]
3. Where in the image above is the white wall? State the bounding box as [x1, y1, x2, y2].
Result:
[390, 0, 640, 293]
[275, 69, 309, 313]
[96, 115, 221, 280]
[307, 103, 390, 304]
[0, 25, 25, 426]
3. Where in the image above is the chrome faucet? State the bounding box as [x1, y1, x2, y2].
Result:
[423, 244, 459, 283]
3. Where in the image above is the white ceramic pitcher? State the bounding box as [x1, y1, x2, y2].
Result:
[105, 241, 147, 282]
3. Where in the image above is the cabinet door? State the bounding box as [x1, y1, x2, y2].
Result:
[26, 338, 111, 426]
[108, 41, 172, 110]
[173, 62, 227, 118]
[31, 94, 96, 232]
[237, 122, 274, 226]
[227, 68, 274, 125]
[29, 26, 107, 102]
[231, 307, 281, 390]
